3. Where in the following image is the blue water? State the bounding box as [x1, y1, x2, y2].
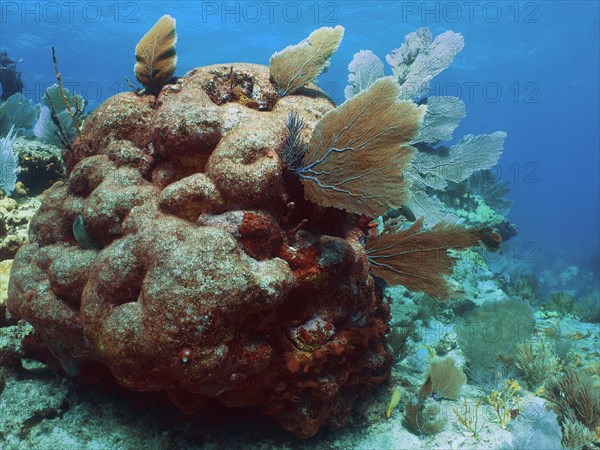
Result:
[1, 0, 599, 277]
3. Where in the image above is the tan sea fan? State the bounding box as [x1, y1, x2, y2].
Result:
[298, 77, 425, 216]
[134, 14, 177, 94]
[365, 218, 495, 298]
[269, 26, 344, 96]
[428, 357, 466, 400]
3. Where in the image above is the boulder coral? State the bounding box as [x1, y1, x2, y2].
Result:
[8, 64, 392, 438]
[7, 22, 497, 438]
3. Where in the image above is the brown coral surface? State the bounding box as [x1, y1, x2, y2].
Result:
[7, 64, 392, 438]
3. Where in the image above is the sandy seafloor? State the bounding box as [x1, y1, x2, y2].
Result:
[1, 287, 598, 449]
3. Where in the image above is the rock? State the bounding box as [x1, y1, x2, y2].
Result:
[0, 196, 40, 260]
[13, 137, 66, 195]
[0, 197, 17, 211]
[435, 332, 458, 355]
[0, 259, 14, 325]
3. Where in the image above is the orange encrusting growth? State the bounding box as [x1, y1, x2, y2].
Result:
[365, 218, 495, 298]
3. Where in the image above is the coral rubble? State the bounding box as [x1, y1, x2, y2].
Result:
[0, 195, 39, 260]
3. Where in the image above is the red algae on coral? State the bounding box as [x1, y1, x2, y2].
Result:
[7, 64, 392, 438]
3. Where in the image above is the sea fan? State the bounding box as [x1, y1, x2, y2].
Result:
[134, 15, 177, 94]
[365, 218, 496, 298]
[0, 93, 38, 137]
[269, 26, 344, 96]
[344, 50, 384, 100]
[297, 77, 425, 216]
[387, 28, 464, 100]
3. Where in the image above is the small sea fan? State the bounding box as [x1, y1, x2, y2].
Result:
[428, 357, 466, 400]
[270, 26, 344, 96]
[134, 15, 177, 94]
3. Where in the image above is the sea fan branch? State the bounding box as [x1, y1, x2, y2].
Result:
[298, 77, 425, 216]
[365, 218, 498, 298]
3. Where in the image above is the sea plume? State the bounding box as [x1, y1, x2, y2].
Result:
[0, 126, 19, 195]
[365, 218, 498, 298]
[281, 109, 310, 172]
[134, 15, 177, 95]
[269, 26, 344, 96]
[297, 77, 425, 216]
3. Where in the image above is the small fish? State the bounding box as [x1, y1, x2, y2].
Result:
[417, 345, 435, 360]
[414, 345, 435, 371]
[386, 387, 402, 418]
